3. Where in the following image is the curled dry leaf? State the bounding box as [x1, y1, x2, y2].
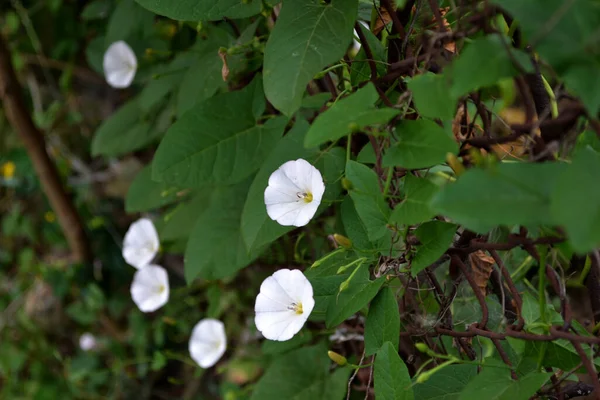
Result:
[218, 48, 229, 82]
[469, 250, 496, 295]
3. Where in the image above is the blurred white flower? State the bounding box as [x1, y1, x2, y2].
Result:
[255, 269, 315, 341]
[189, 319, 227, 368]
[352, 21, 370, 54]
[103, 41, 137, 88]
[79, 332, 97, 351]
[123, 218, 159, 269]
[264, 159, 325, 227]
[130, 264, 169, 312]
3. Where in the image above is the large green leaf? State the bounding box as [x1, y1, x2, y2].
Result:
[91, 98, 164, 156]
[241, 121, 346, 252]
[390, 174, 439, 226]
[134, 0, 262, 21]
[326, 265, 385, 328]
[251, 343, 350, 400]
[446, 34, 533, 98]
[431, 162, 566, 232]
[551, 148, 600, 253]
[125, 165, 184, 213]
[374, 342, 414, 400]
[562, 63, 600, 116]
[410, 221, 456, 276]
[413, 365, 477, 400]
[263, 0, 358, 115]
[382, 120, 458, 170]
[184, 179, 260, 283]
[304, 83, 399, 148]
[351, 24, 387, 85]
[340, 197, 378, 255]
[457, 365, 551, 400]
[106, 0, 153, 47]
[345, 161, 391, 242]
[158, 193, 211, 242]
[152, 77, 280, 188]
[407, 73, 456, 121]
[364, 287, 400, 356]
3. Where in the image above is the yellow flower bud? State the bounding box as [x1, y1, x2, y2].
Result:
[328, 351, 347, 366]
[341, 177, 353, 191]
[414, 342, 429, 353]
[446, 153, 465, 177]
[333, 234, 352, 249]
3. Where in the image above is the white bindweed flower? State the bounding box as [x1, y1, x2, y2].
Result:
[79, 332, 97, 351]
[254, 269, 315, 341]
[189, 319, 227, 368]
[123, 218, 159, 269]
[103, 41, 137, 88]
[264, 159, 325, 227]
[130, 264, 169, 313]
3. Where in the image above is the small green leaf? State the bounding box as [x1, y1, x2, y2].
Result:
[382, 120, 458, 170]
[458, 365, 551, 400]
[413, 364, 477, 400]
[305, 83, 399, 148]
[410, 221, 456, 276]
[250, 343, 350, 400]
[263, 0, 358, 115]
[431, 162, 566, 233]
[407, 73, 456, 121]
[345, 160, 391, 242]
[135, 0, 262, 21]
[106, 0, 153, 47]
[563, 63, 600, 116]
[551, 148, 600, 253]
[351, 25, 387, 85]
[365, 287, 400, 356]
[81, 0, 111, 20]
[447, 34, 533, 98]
[326, 265, 385, 328]
[390, 174, 439, 226]
[125, 165, 185, 213]
[374, 342, 414, 400]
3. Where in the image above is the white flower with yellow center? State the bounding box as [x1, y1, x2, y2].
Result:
[130, 264, 169, 313]
[122, 218, 159, 269]
[189, 319, 227, 368]
[254, 269, 315, 341]
[264, 159, 325, 227]
[103, 41, 137, 88]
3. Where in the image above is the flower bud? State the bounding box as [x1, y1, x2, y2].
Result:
[415, 342, 429, 353]
[446, 153, 465, 177]
[333, 234, 352, 249]
[341, 177, 353, 191]
[328, 351, 348, 366]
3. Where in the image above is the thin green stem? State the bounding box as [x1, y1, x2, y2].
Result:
[383, 167, 394, 197]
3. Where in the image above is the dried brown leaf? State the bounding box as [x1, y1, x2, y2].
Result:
[469, 250, 496, 295]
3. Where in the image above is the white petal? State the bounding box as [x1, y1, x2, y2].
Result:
[122, 218, 159, 269]
[79, 333, 97, 351]
[189, 319, 227, 368]
[254, 269, 314, 341]
[130, 264, 169, 313]
[103, 41, 137, 88]
[352, 21, 370, 53]
[264, 159, 325, 227]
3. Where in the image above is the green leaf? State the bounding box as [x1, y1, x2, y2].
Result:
[340, 197, 376, 254]
[447, 34, 533, 98]
[551, 148, 600, 253]
[431, 162, 566, 232]
[374, 342, 414, 400]
[134, 0, 262, 21]
[563, 63, 600, 116]
[158, 193, 211, 241]
[305, 83, 399, 148]
[125, 165, 184, 213]
[413, 364, 477, 400]
[351, 24, 387, 85]
[390, 174, 439, 226]
[81, 0, 111, 20]
[91, 98, 163, 156]
[357, 143, 376, 164]
[407, 73, 456, 121]
[152, 77, 281, 188]
[365, 287, 400, 356]
[326, 265, 385, 328]
[241, 121, 345, 252]
[106, 0, 153, 46]
[382, 120, 458, 170]
[184, 179, 260, 283]
[263, 0, 358, 115]
[261, 331, 313, 356]
[410, 221, 456, 276]
[250, 343, 350, 400]
[345, 160, 391, 242]
[457, 366, 551, 400]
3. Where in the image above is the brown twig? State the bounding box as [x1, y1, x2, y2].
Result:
[0, 35, 91, 263]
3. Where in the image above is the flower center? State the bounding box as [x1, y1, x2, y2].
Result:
[157, 284, 166, 294]
[288, 302, 304, 315]
[296, 191, 313, 203]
